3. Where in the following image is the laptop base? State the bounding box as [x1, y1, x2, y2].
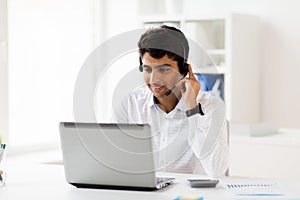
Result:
[70, 183, 157, 191]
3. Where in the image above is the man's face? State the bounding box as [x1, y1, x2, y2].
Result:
[141, 52, 182, 98]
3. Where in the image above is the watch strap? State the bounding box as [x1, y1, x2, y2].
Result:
[185, 103, 204, 117]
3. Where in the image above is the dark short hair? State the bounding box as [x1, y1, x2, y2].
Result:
[138, 25, 189, 75]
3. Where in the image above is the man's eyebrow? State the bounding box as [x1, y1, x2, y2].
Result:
[154, 64, 172, 68]
[142, 64, 172, 68]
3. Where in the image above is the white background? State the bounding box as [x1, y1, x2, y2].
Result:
[0, 0, 300, 150]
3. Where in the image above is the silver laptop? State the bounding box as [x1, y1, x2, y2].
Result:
[59, 122, 175, 191]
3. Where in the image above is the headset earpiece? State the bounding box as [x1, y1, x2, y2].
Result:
[139, 65, 143, 72]
[139, 57, 143, 72]
[183, 62, 189, 77]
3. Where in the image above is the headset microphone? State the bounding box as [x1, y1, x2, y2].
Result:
[165, 86, 175, 96]
[165, 77, 184, 96]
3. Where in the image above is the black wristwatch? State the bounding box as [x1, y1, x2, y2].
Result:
[185, 103, 204, 117]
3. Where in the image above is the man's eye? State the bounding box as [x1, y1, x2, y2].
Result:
[143, 67, 151, 72]
[159, 67, 171, 73]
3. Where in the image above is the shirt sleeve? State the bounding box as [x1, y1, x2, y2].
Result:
[187, 93, 230, 177]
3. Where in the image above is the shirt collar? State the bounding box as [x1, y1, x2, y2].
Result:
[146, 94, 186, 111]
[146, 95, 157, 108]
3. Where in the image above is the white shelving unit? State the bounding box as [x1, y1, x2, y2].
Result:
[141, 13, 261, 123]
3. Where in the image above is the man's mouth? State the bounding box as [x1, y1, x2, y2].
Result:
[150, 85, 165, 91]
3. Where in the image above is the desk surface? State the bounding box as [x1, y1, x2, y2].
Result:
[1, 162, 300, 200]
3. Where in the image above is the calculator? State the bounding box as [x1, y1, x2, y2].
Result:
[187, 178, 219, 188]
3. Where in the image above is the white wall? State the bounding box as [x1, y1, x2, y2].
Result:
[94, 0, 142, 121]
[0, 0, 8, 142]
[6, 0, 142, 149]
[7, 0, 96, 148]
[182, 0, 300, 128]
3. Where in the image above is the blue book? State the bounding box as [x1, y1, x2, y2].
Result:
[194, 73, 224, 100]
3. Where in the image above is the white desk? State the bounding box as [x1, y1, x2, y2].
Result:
[1, 162, 300, 200]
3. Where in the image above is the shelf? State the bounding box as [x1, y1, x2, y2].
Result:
[141, 15, 182, 23]
[206, 49, 226, 55]
[231, 128, 300, 147]
[195, 66, 226, 74]
[141, 14, 228, 23]
[143, 21, 181, 29]
[185, 20, 225, 50]
[183, 13, 227, 21]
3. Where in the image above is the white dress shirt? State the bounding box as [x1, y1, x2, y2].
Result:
[112, 86, 229, 177]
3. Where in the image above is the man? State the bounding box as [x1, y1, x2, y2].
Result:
[113, 25, 229, 177]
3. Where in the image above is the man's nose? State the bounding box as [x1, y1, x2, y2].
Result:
[149, 70, 162, 83]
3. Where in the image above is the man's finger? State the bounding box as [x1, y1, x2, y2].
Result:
[188, 64, 197, 80]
